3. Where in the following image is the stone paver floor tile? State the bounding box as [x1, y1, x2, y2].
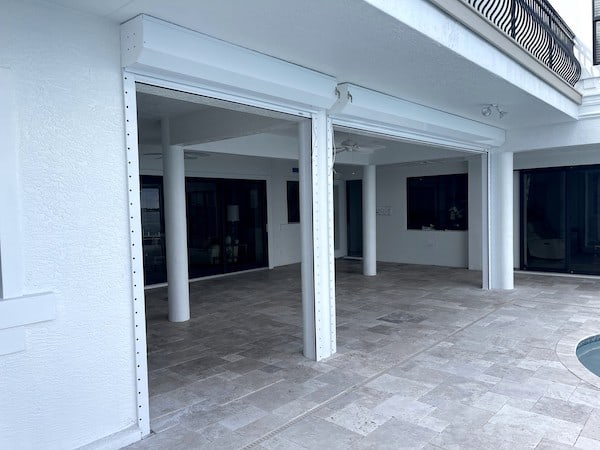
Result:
[125, 261, 600, 449]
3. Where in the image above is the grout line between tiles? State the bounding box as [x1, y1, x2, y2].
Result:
[219, 379, 285, 407]
[242, 294, 520, 449]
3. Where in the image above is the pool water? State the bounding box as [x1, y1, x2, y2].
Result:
[577, 337, 600, 377]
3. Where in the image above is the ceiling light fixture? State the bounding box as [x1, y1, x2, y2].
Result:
[481, 103, 507, 119]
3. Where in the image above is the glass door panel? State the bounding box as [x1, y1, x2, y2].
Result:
[140, 176, 167, 285]
[346, 180, 363, 257]
[223, 180, 268, 273]
[522, 170, 566, 271]
[186, 179, 222, 278]
[567, 168, 600, 274]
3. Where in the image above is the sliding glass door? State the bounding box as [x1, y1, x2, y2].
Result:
[522, 169, 566, 272]
[567, 168, 600, 273]
[346, 180, 362, 257]
[140, 176, 167, 285]
[186, 180, 221, 278]
[140, 175, 268, 284]
[220, 179, 268, 274]
[521, 165, 600, 275]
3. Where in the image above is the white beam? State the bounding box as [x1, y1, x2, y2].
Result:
[504, 117, 600, 153]
[162, 119, 191, 322]
[184, 133, 299, 160]
[298, 120, 316, 360]
[362, 165, 377, 276]
[121, 15, 337, 111]
[312, 111, 336, 360]
[169, 109, 292, 146]
[331, 83, 505, 151]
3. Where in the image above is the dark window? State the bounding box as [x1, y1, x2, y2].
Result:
[407, 174, 468, 230]
[287, 180, 300, 223]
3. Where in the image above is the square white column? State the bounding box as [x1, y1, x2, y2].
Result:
[488, 151, 514, 289]
[362, 164, 377, 276]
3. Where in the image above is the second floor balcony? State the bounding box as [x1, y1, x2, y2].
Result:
[462, 0, 582, 86]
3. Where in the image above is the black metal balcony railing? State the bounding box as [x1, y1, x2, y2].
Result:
[465, 0, 581, 85]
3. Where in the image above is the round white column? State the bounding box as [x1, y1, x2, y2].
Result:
[362, 164, 377, 276]
[298, 120, 316, 360]
[489, 151, 514, 289]
[161, 118, 190, 322]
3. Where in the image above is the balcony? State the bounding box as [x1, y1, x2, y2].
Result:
[461, 0, 581, 86]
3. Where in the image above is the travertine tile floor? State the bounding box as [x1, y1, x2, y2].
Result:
[126, 260, 600, 449]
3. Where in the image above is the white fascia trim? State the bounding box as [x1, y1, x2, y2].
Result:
[0, 292, 56, 329]
[121, 15, 338, 112]
[0, 292, 56, 355]
[331, 84, 504, 152]
[578, 77, 600, 118]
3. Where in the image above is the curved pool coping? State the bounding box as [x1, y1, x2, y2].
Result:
[556, 326, 600, 390]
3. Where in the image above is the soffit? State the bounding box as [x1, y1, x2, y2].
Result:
[48, 0, 578, 130]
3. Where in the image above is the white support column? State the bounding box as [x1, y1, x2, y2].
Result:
[468, 155, 484, 271]
[489, 151, 514, 289]
[298, 120, 316, 360]
[362, 164, 377, 276]
[311, 111, 336, 360]
[161, 118, 191, 322]
[482, 152, 490, 290]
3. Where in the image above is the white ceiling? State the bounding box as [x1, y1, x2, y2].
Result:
[47, 0, 581, 131]
[136, 86, 468, 166]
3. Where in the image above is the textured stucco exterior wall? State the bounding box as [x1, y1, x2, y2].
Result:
[0, 1, 138, 448]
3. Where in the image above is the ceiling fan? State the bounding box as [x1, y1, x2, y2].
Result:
[334, 138, 385, 154]
[143, 150, 210, 160]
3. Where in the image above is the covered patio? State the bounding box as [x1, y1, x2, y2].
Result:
[129, 260, 600, 449]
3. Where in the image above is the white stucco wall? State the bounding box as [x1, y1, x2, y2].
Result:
[269, 159, 302, 267]
[376, 161, 469, 268]
[139, 151, 303, 269]
[0, 2, 138, 448]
